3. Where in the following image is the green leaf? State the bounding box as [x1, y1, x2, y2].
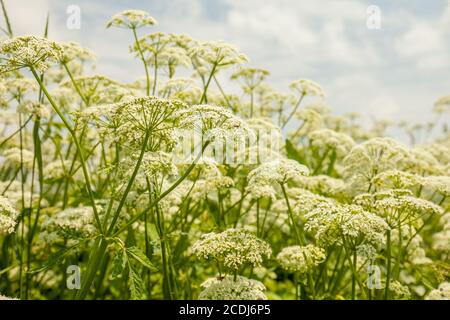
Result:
[285, 139, 306, 165]
[126, 246, 157, 271]
[111, 250, 126, 279]
[147, 223, 159, 242]
[128, 263, 144, 300]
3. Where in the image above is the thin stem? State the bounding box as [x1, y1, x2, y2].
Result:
[282, 93, 305, 129]
[132, 27, 151, 96]
[62, 62, 88, 105]
[30, 66, 102, 232]
[384, 229, 392, 300]
[199, 63, 217, 104]
[106, 129, 151, 235]
[114, 141, 211, 236]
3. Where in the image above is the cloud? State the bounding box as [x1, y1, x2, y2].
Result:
[2, 0, 449, 140]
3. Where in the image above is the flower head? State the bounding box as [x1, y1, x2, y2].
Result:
[277, 245, 326, 273]
[247, 158, 309, 187]
[192, 228, 271, 270]
[0, 196, 19, 234]
[106, 10, 157, 29]
[199, 275, 267, 300]
[289, 79, 325, 97]
[0, 36, 60, 73]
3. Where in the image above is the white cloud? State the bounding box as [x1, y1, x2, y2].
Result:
[2, 0, 449, 141]
[395, 23, 443, 57]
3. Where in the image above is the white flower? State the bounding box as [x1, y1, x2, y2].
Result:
[277, 245, 326, 273]
[305, 203, 389, 248]
[425, 282, 450, 300]
[40, 206, 97, 244]
[0, 196, 19, 234]
[289, 79, 325, 97]
[199, 275, 267, 300]
[308, 129, 355, 157]
[0, 36, 61, 73]
[106, 10, 157, 29]
[247, 158, 309, 187]
[192, 228, 271, 270]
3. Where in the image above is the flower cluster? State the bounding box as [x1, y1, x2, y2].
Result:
[277, 245, 326, 274]
[0, 196, 19, 234]
[199, 275, 267, 300]
[192, 228, 271, 271]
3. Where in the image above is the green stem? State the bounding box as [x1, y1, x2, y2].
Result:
[113, 141, 211, 236]
[199, 63, 217, 104]
[384, 230, 392, 300]
[30, 66, 102, 232]
[132, 27, 151, 96]
[282, 93, 305, 129]
[106, 129, 151, 235]
[63, 62, 88, 105]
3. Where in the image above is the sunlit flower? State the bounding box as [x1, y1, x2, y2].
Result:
[106, 10, 157, 29]
[277, 245, 326, 273]
[192, 228, 271, 270]
[199, 275, 267, 300]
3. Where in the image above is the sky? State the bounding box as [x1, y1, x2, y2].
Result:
[3, 0, 450, 140]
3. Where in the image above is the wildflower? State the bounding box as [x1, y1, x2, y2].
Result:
[141, 151, 178, 177]
[433, 95, 450, 113]
[293, 188, 336, 217]
[199, 275, 267, 300]
[421, 176, 450, 197]
[247, 159, 309, 187]
[176, 104, 255, 146]
[293, 175, 347, 198]
[57, 41, 96, 64]
[354, 190, 443, 228]
[190, 41, 248, 72]
[371, 170, 421, 190]
[106, 10, 157, 29]
[231, 67, 269, 94]
[17, 101, 51, 119]
[40, 206, 97, 244]
[1, 77, 37, 100]
[389, 281, 411, 299]
[303, 101, 331, 115]
[343, 137, 410, 193]
[425, 282, 450, 300]
[432, 213, 450, 253]
[159, 77, 196, 97]
[158, 47, 191, 76]
[291, 108, 323, 137]
[0, 196, 19, 234]
[109, 96, 188, 149]
[192, 228, 271, 270]
[0, 36, 60, 73]
[305, 203, 389, 248]
[0, 294, 18, 300]
[308, 129, 355, 157]
[277, 245, 326, 273]
[289, 79, 325, 97]
[2, 147, 34, 168]
[405, 147, 444, 176]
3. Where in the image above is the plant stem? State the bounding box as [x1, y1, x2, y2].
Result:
[30, 66, 102, 232]
[384, 229, 392, 300]
[282, 93, 305, 129]
[62, 62, 88, 105]
[199, 63, 217, 104]
[132, 27, 151, 96]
